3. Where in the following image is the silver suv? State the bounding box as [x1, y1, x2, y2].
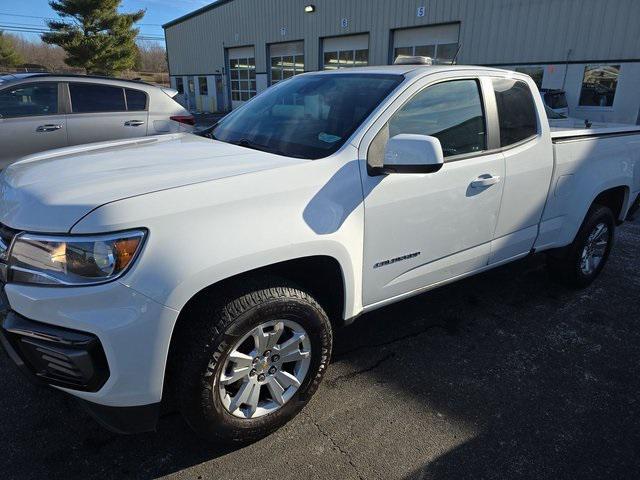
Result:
[0, 73, 194, 169]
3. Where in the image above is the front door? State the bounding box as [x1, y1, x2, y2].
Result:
[360, 77, 505, 307]
[0, 81, 67, 168]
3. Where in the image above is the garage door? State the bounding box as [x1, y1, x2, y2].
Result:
[393, 24, 460, 64]
[322, 34, 369, 70]
[269, 41, 304, 86]
[227, 46, 256, 108]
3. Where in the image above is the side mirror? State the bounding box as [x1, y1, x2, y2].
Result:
[381, 134, 444, 174]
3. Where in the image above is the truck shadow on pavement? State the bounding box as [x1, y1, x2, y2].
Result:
[1, 220, 639, 479]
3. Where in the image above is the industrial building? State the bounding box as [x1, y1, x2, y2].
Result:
[163, 0, 640, 124]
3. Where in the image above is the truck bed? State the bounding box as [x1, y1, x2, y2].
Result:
[534, 125, 640, 252]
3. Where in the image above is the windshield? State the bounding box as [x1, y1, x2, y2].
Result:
[211, 73, 404, 159]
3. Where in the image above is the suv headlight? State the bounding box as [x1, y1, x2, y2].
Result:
[8, 230, 146, 286]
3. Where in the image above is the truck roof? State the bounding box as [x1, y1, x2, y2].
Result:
[308, 64, 514, 78]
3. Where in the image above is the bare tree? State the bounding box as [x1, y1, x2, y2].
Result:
[136, 40, 168, 73]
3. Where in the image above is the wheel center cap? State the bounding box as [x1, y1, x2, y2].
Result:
[255, 357, 269, 374]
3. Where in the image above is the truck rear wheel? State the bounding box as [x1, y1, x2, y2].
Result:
[173, 278, 332, 444]
[546, 204, 615, 288]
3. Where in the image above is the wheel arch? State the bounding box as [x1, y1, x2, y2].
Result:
[591, 185, 630, 224]
[161, 255, 348, 408]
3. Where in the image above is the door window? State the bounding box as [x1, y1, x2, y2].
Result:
[492, 78, 538, 146]
[323, 49, 368, 70]
[383, 79, 487, 159]
[198, 77, 208, 95]
[125, 88, 147, 111]
[70, 83, 126, 113]
[270, 54, 304, 85]
[229, 57, 256, 102]
[0, 83, 58, 118]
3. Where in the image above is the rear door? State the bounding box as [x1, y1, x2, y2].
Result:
[487, 77, 554, 264]
[0, 81, 67, 168]
[66, 82, 148, 146]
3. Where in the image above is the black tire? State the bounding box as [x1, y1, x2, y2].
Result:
[172, 277, 332, 444]
[546, 204, 616, 288]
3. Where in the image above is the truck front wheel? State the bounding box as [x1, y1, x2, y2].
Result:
[173, 278, 332, 444]
[546, 204, 615, 288]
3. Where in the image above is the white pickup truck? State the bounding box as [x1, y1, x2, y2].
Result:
[0, 65, 639, 443]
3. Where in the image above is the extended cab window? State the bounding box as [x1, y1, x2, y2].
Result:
[492, 79, 538, 147]
[369, 79, 486, 165]
[70, 83, 126, 113]
[0, 83, 58, 118]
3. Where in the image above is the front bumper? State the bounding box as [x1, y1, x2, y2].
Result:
[0, 306, 110, 392]
[0, 281, 179, 433]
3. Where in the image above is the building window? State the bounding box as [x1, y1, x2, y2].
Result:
[323, 49, 368, 70]
[229, 57, 256, 102]
[271, 55, 304, 85]
[515, 67, 544, 89]
[393, 43, 458, 64]
[175, 77, 184, 94]
[198, 77, 208, 96]
[579, 65, 620, 107]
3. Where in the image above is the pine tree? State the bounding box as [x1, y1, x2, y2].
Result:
[42, 0, 144, 75]
[0, 31, 24, 68]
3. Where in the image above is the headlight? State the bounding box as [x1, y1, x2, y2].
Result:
[8, 230, 146, 286]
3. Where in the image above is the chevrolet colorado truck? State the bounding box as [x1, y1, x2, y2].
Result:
[1, 64, 639, 443]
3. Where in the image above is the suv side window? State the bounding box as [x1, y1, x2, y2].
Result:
[492, 79, 538, 147]
[125, 88, 148, 111]
[0, 83, 58, 118]
[369, 79, 487, 167]
[69, 83, 126, 113]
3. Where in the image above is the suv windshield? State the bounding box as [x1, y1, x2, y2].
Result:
[211, 73, 403, 159]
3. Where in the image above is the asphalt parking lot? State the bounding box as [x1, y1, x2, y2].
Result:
[1, 216, 639, 480]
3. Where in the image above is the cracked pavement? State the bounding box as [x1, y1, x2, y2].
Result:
[1, 216, 639, 480]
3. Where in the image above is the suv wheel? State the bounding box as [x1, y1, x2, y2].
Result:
[173, 278, 332, 444]
[547, 204, 615, 288]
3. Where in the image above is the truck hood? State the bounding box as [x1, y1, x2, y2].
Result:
[0, 133, 303, 232]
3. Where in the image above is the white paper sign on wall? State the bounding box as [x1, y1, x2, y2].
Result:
[280, 27, 287, 36]
[341, 18, 348, 28]
[417, 6, 426, 17]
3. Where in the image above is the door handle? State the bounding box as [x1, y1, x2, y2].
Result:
[124, 120, 145, 127]
[470, 175, 501, 188]
[36, 124, 63, 132]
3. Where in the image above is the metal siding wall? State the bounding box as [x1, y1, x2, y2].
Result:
[165, 0, 640, 75]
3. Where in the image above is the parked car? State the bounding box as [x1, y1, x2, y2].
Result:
[0, 65, 639, 443]
[0, 73, 194, 169]
[540, 88, 569, 116]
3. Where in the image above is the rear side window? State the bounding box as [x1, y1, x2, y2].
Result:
[0, 83, 58, 118]
[70, 83, 126, 113]
[125, 88, 147, 111]
[387, 79, 487, 159]
[492, 79, 538, 147]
